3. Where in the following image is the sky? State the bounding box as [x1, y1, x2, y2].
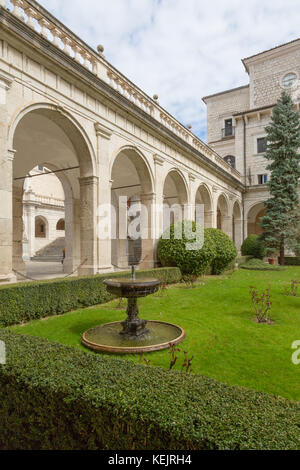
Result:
[38, 0, 300, 141]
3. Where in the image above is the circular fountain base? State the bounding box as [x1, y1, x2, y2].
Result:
[82, 321, 186, 354]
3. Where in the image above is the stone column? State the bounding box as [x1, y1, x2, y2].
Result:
[233, 217, 243, 252]
[140, 192, 155, 269]
[12, 183, 26, 276]
[222, 215, 233, 239]
[94, 122, 113, 273]
[0, 150, 16, 282]
[0, 74, 15, 282]
[186, 173, 195, 220]
[63, 197, 74, 274]
[79, 176, 98, 275]
[153, 155, 164, 237]
[205, 210, 214, 228]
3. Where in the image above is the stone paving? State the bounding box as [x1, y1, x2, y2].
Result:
[25, 261, 65, 281]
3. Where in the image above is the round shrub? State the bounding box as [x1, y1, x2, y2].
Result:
[205, 228, 238, 275]
[241, 234, 266, 259]
[157, 221, 216, 276]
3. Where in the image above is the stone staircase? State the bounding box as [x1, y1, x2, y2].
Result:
[31, 237, 65, 262]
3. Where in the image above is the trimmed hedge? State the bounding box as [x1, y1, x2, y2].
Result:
[0, 330, 299, 450]
[240, 258, 284, 271]
[280, 257, 300, 266]
[0, 267, 181, 328]
[206, 228, 237, 275]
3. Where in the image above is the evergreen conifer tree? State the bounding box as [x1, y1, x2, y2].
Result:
[260, 91, 300, 265]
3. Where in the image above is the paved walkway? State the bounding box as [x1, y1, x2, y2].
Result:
[25, 261, 65, 281]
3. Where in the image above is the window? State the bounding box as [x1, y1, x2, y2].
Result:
[223, 155, 236, 169]
[224, 118, 233, 137]
[282, 72, 297, 88]
[38, 165, 44, 172]
[257, 137, 267, 154]
[56, 219, 65, 231]
[35, 217, 47, 238]
[258, 174, 268, 185]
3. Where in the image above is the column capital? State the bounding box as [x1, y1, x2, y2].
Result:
[94, 122, 112, 140]
[7, 149, 17, 161]
[79, 176, 98, 186]
[153, 154, 164, 166]
[0, 71, 14, 90]
[140, 192, 155, 203]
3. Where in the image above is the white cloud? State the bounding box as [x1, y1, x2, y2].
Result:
[38, 0, 300, 140]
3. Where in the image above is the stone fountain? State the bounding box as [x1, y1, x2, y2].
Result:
[81, 238, 185, 354]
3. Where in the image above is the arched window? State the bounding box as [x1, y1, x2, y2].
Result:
[35, 216, 47, 238]
[223, 155, 236, 169]
[56, 219, 65, 231]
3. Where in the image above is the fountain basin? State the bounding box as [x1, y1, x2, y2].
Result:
[81, 320, 186, 354]
[104, 278, 161, 298]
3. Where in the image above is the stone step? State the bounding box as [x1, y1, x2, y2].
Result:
[32, 237, 65, 261]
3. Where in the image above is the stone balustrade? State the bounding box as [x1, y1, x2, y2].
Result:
[23, 191, 65, 207]
[0, 0, 241, 182]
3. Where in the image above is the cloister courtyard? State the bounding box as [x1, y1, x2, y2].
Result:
[8, 267, 300, 401]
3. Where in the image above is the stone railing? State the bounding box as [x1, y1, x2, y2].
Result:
[0, 0, 242, 182]
[23, 191, 65, 207]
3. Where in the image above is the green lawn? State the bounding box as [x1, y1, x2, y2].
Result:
[11, 268, 300, 401]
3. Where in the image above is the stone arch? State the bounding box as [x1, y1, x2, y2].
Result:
[8, 103, 96, 177]
[216, 193, 231, 237]
[11, 104, 97, 277]
[163, 169, 188, 230]
[232, 200, 243, 250]
[110, 145, 154, 194]
[110, 146, 155, 269]
[195, 183, 213, 227]
[247, 202, 266, 236]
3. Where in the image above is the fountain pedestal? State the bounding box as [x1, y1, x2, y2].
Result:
[120, 297, 149, 338]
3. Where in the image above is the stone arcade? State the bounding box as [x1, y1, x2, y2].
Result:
[3, 0, 294, 283]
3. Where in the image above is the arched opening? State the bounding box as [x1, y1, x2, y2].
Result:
[56, 219, 65, 231]
[111, 147, 154, 270]
[35, 216, 47, 239]
[22, 166, 66, 264]
[247, 203, 266, 236]
[217, 194, 231, 237]
[195, 184, 213, 227]
[232, 201, 243, 251]
[163, 170, 188, 231]
[12, 106, 96, 279]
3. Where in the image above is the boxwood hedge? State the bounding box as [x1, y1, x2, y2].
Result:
[0, 267, 181, 327]
[240, 258, 284, 271]
[0, 330, 299, 450]
[280, 257, 300, 266]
